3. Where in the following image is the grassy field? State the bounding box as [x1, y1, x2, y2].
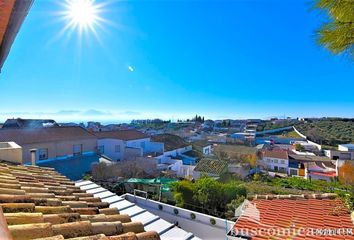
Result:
[258, 130, 302, 139]
[214, 144, 257, 156]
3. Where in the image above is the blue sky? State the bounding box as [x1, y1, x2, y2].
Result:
[0, 0, 353, 123]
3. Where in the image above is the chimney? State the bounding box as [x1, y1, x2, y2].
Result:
[30, 149, 37, 165]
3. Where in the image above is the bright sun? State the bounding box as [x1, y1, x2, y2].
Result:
[68, 0, 97, 28]
[61, 0, 105, 35]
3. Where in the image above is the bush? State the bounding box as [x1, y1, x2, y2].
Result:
[171, 176, 247, 218]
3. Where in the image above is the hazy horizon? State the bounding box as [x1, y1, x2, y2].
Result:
[1, 110, 353, 125]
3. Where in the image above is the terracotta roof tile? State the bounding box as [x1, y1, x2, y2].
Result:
[95, 130, 148, 141]
[0, 127, 97, 145]
[0, 163, 160, 240]
[262, 149, 288, 160]
[229, 198, 354, 239]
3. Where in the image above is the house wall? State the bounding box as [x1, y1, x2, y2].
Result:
[324, 150, 354, 160]
[0, 142, 22, 164]
[97, 138, 124, 161]
[178, 165, 196, 178]
[145, 141, 164, 154]
[98, 138, 164, 160]
[124, 147, 143, 160]
[262, 157, 288, 173]
[22, 139, 97, 164]
[163, 145, 192, 158]
[126, 138, 150, 153]
[309, 173, 333, 182]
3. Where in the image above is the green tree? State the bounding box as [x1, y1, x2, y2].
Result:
[294, 143, 304, 151]
[225, 196, 245, 220]
[171, 176, 247, 218]
[315, 0, 354, 57]
[170, 180, 196, 207]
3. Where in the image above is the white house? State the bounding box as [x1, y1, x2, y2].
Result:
[324, 149, 354, 160]
[192, 140, 213, 156]
[338, 143, 354, 152]
[151, 134, 192, 159]
[95, 130, 164, 161]
[261, 150, 289, 173]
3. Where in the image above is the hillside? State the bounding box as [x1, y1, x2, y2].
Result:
[295, 118, 354, 147]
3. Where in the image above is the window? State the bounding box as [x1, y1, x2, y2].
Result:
[290, 169, 298, 176]
[38, 148, 48, 160]
[274, 159, 278, 163]
[73, 144, 83, 155]
[98, 145, 104, 154]
[115, 145, 121, 153]
[274, 166, 279, 171]
[281, 160, 285, 164]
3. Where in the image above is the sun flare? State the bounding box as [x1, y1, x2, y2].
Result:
[60, 0, 105, 36]
[68, 0, 96, 27]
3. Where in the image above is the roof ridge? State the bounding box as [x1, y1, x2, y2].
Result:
[248, 193, 337, 200]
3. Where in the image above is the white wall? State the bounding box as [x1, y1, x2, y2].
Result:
[324, 150, 354, 160]
[162, 145, 192, 158]
[178, 165, 196, 178]
[0, 142, 23, 164]
[97, 138, 124, 161]
[126, 138, 150, 153]
[124, 147, 143, 160]
[123, 194, 234, 240]
[262, 157, 288, 173]
[145, 141, 164, 154]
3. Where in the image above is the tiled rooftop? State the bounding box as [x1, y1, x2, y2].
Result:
[194, 158, 227, 175]
[0, 163, 160, 240]
[95, 130, 148, 141]
[262, 149, 288, 160]
[0, 127, 97, 145]
[229, 196, 354, 240]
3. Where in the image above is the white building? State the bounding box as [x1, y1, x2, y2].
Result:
[261, 150, 289, 173]
[192, 140, 213, 156]
[0, 141, 22, 164]
[95, 130, 164, 161]
[151, 134, 192, 160]
[324, 149, 354, 160]
[338, 143, 354, 152]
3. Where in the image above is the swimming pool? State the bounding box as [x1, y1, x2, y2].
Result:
[36, 152, 100, 181]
